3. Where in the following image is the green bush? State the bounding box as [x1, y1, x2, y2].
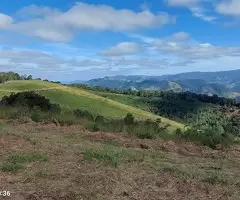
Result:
[124, 113, 134, 125]
[95, 115, 106, 124]
[175, 128, 183, 136]
[179, 128, 233, 149]
[156, 118, 162, 123]
[55, 114, 79, 126]
[0, 91, 61, 113]
[74, 109, 94, 121]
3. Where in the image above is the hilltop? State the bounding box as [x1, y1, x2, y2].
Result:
[0, 80, 184, 130]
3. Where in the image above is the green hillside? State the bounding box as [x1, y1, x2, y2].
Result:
[0, 80, 184, 130]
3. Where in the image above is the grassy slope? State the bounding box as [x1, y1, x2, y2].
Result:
[0, 80, 184, 130]
[88, 90, 151, 111]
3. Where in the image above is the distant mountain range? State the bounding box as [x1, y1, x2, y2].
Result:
[74, 69, 240, 99]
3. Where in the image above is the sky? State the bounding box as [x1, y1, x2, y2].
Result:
[0, 0, 240, 81]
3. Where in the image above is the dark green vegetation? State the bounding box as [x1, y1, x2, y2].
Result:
[72, 84, 240, 148]
[1, 91, 61, 113]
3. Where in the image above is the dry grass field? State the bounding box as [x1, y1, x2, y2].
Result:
[0, 121, 239, 200]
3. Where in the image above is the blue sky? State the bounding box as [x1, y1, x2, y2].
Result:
[0, 0, 240, 81]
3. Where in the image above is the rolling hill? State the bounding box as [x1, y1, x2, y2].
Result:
[83, 69, 240, 98]
[0, 80, 184, 130]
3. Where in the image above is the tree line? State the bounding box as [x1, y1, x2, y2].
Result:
[70, 84, 240, 108]
[0, 72, 61, 84]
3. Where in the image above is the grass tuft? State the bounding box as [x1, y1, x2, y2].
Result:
[1, 152, 48, 172]
[83, 146, 144, 167]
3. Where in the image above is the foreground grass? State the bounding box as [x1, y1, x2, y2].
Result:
[0, 122, 239, 199]
[83, 145, 145, 167]
[1, 152, 48, 172]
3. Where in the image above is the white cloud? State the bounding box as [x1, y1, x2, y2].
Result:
[100, 42, 142, 56]
[16, 4, 60, 18]
[134, 33, 240, 63]
[171, 32, 190, 40]
[167, 0, 200, 7]
[0, 13, 13, 28]
[5, 3, 175, 42]
[153, 41, 240, 59]
[34, 29, 73, 42]
[166, 0, 216, 22]
[216, 0, 240, 16]
[189, 6, 217, 22]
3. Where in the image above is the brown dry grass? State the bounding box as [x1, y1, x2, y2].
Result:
[0, 121, 240, 200]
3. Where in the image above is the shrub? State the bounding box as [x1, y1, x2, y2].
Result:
[175, 128, 183, 136]
[98, 119, 125, 133]
[74, 109, 94, 121]
[95, 115, 106, 124]
[0, 91, 61, 113]
[179, 128, 233, 149]
[156, 118, 162, 123]
[55, 114, 79, 126]
[124, 113, 134, 125]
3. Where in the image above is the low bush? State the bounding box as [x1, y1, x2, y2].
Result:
[179, 128, 234, 149]
[74, 109, 94, 121]
[124, 113, 134, 125]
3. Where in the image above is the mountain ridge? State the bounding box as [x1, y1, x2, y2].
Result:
[80, 69, 240, 98]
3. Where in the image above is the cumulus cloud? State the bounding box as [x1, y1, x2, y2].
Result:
[216, 0, 240, 16]
[0, 44, 189, 75]
[153, 40, 240, 59]
[134, 33, 240, 64]
[5, 3, 175, 42]
[100, 42, 142, 56]
[0, 13, 13, 28]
